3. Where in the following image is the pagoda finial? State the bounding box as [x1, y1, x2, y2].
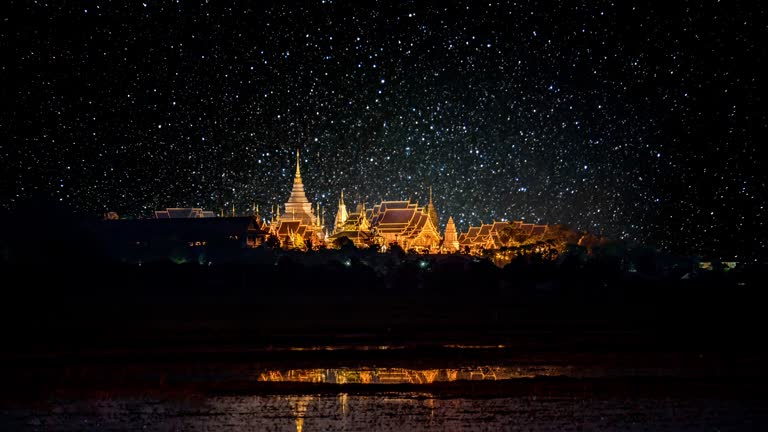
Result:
[429, 185, 433, 204]
[340, 189, 345, 205]
[295, 148, 301, 178]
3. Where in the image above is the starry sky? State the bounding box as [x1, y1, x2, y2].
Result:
[3, 1, 765, 259]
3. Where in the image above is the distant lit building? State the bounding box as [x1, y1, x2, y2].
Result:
[96, 215, 271, 262]
[154, 207, 216, 219]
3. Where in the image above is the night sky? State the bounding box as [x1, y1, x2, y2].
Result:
[3, 1, 765, 259]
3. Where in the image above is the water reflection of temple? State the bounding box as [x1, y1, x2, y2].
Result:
[257, 366, 559, 385]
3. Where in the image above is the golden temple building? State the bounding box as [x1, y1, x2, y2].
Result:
[329, 200, 374, 248]
[458, 220, 548, 253]
[368, 200, 441, 251]
[327, 195, 442, 252]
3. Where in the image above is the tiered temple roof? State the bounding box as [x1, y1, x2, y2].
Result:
[458, 220, 549, 252]
[369, 200, 441, 250]
[328, 199, 441, 251]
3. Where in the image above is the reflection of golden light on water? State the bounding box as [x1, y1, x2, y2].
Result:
[285, 395, 313, 432]
[274, 344, 511, 352]
[426, 396, 435, 418]
[283, 345, 403, 351]
[339, 392, 348, 420]
[443, 344, 507, 349]
[359, 371, 373, 384]
[446, 369, 458, 381]
[257, 366, 569, 385]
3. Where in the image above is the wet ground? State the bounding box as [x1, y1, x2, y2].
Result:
[4, 392, 765, 431]
[2, 346, 767, 431]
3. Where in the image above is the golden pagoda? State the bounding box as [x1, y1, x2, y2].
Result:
[443, 216, 459, 252]
[334, 189, 349, 231]
[269, 149, 326, 249]
[282, 149, 318, 225]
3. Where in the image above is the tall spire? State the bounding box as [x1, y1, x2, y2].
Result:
[295, 148, 301, 178]
[427, 185, 438, 229]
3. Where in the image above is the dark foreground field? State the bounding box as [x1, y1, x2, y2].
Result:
[1, 256, 767, 430]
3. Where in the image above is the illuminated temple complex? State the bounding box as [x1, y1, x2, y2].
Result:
[135, 150, 558, 254]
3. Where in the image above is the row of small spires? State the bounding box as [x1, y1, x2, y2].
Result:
[217, 202, 327, 225]
[218, 195, 436, 220]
